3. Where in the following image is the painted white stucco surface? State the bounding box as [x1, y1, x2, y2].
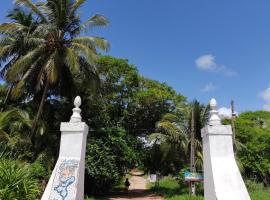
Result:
[201, 99, 250, 200]
[41, 96, 88, 200]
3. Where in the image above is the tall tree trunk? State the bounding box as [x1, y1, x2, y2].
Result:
[31, 78, 50, 147]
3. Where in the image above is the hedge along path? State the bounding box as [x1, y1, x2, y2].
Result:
[107, 174, 164, 200]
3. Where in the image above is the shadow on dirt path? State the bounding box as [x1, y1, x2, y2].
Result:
[107, 175, 164, 200]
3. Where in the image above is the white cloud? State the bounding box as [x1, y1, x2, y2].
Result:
[218, 107, 238, 119]
[195, 54, 217, 71]
[195, 54, 237, 77]
[201, 83, 217, 93]
[259, 87, 270, 102]
[259, 87, 270, 110]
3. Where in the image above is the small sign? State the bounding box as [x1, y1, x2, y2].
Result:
[149, 174, 157, 183]
[184, 171, 203, 182]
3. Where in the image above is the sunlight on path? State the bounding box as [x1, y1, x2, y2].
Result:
[107, 175, 164, 200]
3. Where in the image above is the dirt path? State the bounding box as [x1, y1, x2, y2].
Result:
[107, 175, 164, 200]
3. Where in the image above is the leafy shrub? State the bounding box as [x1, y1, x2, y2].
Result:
[29, 160, 49, 181]
[85, 127, 139, 195]
[234, 111, 270, 185]
[0, 159, 40, 200]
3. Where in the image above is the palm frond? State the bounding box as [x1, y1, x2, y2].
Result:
[43, 0, 61, 25]
[157, 121, 187, 143]
[63, 47, 80, 74]
[71, 42, 98, 65]
[47, 59, 58, 84]
[33, 23, 55, 36]
[45, 51, 59, 84]
[149, 133, 167, 143]
[14, 0, 47, 22]
[24, 37, 45, 47]
[161, 113, 179, 123]
[5, 46, 44, 82]
[0, 130, 10, 142]
[0, 37, 15, 45]
[0, 45, 13, 60]
[11, 80, 25, 99]
[70, 0, 87, 15]
[81, 14, 109, 31]
[72, 36, 110, 52]
[0, 109, 30, 129]
[0, 23, 26, 35]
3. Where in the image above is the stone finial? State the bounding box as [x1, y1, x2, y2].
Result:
[74, 96, 81, 108]
[70, 96, 82, 123]
[209, 98, 221, 126]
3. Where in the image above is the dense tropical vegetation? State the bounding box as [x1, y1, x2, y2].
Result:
[0, 1, 270, 200]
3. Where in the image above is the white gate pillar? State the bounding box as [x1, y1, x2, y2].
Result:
[201, 98, 250, 200]
[42, 96, 88, 200]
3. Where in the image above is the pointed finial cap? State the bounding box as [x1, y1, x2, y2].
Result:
[209, 98, 221, 126]
[74, 96, 81, 108]
[210, 98, 217, 110]
[70, 96, 82, 123]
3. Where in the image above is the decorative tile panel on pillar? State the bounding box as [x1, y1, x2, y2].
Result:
[42, 96, 89, 200]
[201, 98, 250, 200]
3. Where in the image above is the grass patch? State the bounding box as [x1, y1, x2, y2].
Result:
[150, 176, 203, 199]
[150, 176, 270, 200]
[250, 187, 270, 200]
[166, 195, 203, 200]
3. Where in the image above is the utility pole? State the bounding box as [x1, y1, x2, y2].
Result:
[189, 107, 196, 196]
[231, 100, 236, 153]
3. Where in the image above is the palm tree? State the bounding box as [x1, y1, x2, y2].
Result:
[0, 0, 110, 141]
[0, 8, 37, 107]
[188, 100, 209, 170]
[150, 113, 188, 147]
[0, 109, 33, 157]
[148, 113, 188, 174]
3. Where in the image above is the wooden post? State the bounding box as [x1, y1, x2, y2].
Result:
[190, 107, 196, 196]
[231, 100, 236, 153]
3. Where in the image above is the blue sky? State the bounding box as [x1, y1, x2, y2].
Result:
[1, 0, 270, 112]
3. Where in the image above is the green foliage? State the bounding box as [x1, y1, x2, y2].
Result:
[151, 176, 270, 200]
[234, 111, 270, 185]
[144, 143, 186, 175]
[145, 100, 208, 175]
[150, 176, 203, 199]
[0, 158, 41, 200]
[85, 127, 140, 195]
[0, 108, 32, 158]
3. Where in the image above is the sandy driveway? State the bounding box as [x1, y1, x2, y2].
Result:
[107, 175, 164, 200]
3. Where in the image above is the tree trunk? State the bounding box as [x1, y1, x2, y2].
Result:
[31, 78, 50, 147]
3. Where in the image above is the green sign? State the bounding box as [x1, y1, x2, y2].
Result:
[184, 171, 203, 182]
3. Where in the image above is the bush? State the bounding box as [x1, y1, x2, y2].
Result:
[0, 159, 41, 200]
[85, 127, 139, 195]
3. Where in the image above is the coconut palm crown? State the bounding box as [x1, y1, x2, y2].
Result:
[0, 0, 110, 135]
